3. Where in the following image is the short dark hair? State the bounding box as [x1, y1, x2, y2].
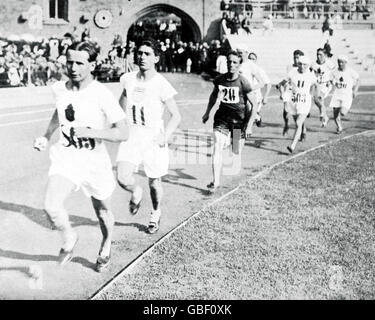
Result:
[68, 41, 98, 62]
[293, 50, 304, 57]
[229, 50, 243, 64]
[317, 48, 327, 55]
[139, 39, 160, 57]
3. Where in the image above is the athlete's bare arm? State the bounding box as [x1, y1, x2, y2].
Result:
[251, 71, 264, 91]
[33, 109, 59, 151]
[74, 119, 129, 143]
[244, 92, 254, 138]
[162, 97, 182, 144]
[353, 78, 360, 98]
[276, 79, 288, 98]
[44, 109, 59, 140]
[119, 88, 127, 112]
[202, 86, 219, 123]
[262, 82, 272, 105]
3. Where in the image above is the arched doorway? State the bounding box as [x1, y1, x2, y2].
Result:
[127, 4, 202, 45]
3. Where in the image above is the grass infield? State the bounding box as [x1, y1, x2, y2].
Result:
[97, 133, 375, 301]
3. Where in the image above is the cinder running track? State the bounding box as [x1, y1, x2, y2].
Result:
[0, 74, 374, 299]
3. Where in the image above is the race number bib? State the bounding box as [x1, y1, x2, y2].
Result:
[131, 105, 146, 126]
[218, 85, 240, 104]
[291, 93, 307, 103]
[291, 80, 307, 103]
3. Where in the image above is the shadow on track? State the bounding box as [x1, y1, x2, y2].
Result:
[0, 200, 129, 230]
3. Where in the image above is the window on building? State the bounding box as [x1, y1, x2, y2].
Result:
[47, 0, 69, 22]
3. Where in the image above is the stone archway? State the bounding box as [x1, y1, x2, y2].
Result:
[127, 3, 202, 43]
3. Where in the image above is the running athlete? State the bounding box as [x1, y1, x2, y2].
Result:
[237, 45, 264, 136]
[329, 55, 360, 134]
[33, 41, 128, 272]
[247, 52, 272, 130]
[116, 39, 181, 234]
[202, 50, 259, 193]
[311, 48, 335, 127]
[286, 56, 318, 153]
[277, 50, 304, 136]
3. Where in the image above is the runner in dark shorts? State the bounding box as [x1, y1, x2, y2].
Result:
[202, 50, 261, 193]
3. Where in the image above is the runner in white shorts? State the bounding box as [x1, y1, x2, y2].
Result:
[311, 48, 335, 127]
[236, 45, 264, 136]
[329, 55, 360, 134]
[117, 39, 181, 234]
[286, 56, 318, 153]
[277, 50, 304, 136]
[33, 41, 128, 272]
[247, 52, 272, 131]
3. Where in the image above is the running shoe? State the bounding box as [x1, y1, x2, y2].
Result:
[255, 115, 262, 128]
[58, 235, 78, 266]
[147, 219, 160, 234]
[321, 116, 329, 128]
[207, 182, 218, 194]
[95, 252, 111, 273]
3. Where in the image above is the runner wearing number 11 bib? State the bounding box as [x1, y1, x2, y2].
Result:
[286, 56, 318, 154]
[117, 39, 181, 234]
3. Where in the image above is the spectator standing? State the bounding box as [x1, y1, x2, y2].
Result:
[216, 48, 228, 75]
[263, 15, 274, 36]
[242, 13, 253, 36]
[322, 15, 334, 38]
[81, 27, 90, 42]
[8, 62, 21, 86]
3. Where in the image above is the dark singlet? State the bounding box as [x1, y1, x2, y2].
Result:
[213, 74, 252, 123]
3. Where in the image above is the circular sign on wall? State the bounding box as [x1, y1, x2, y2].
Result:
[94, 10, 113, 29]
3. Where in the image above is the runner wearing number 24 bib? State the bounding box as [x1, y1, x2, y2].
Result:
[116, 39, 181, 235]
[202, 50, 261, 193]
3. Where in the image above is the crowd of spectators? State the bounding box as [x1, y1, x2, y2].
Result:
[129, 18, 182, 46]
[109, 36, 232, 77]
[0, 27, 134, 88]
[0, 24, 232, 88]
[0, 27, 100, 88]
[220, 0, 373, 21]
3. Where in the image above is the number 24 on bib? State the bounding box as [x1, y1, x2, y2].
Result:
[219, 86, 240, 104]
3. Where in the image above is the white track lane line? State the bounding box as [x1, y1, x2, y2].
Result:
[0, 118, 50, 128]
[0, 108, 53, 118]
[89, 128, 375, 300]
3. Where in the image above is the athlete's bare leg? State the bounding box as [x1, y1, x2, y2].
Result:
[314, 96, 329, 126]
[117, 161, 143, 214]
[44, 175, 78, 253]
[333, 107, 343, 133]
[91, 197, 114, 258]
[147, 177, 163, 233]
[288, 113, 308, 152]
[283, 104, 290, 135]
[211, 131, 226, 189]
[148, 177, 163, 215]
